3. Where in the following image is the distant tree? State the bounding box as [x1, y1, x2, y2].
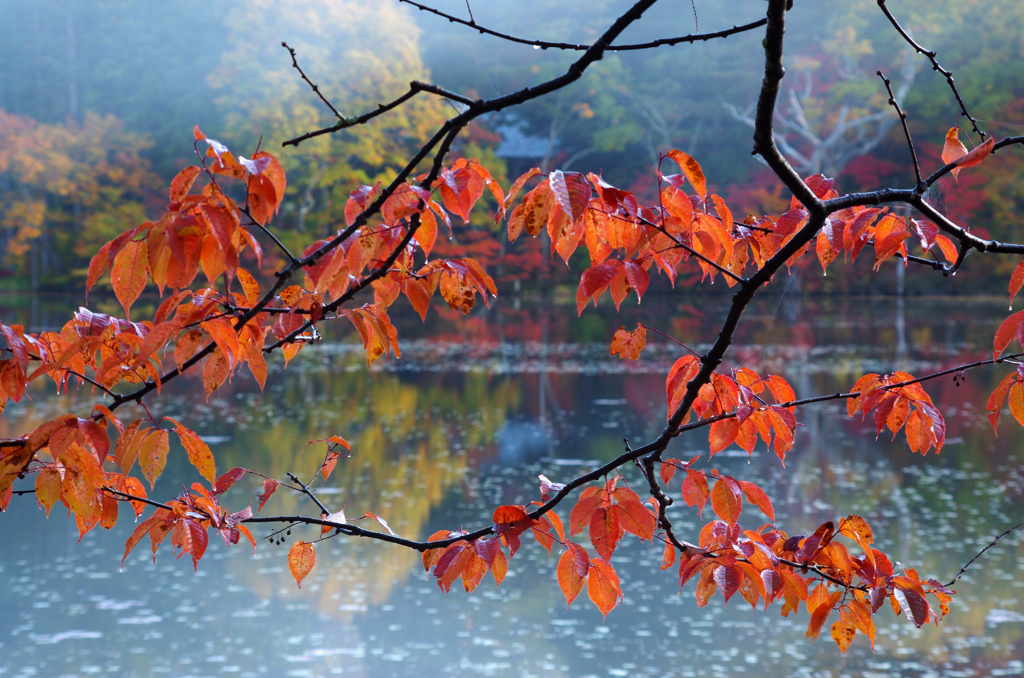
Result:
[3, 0, 1024, 655]
[0, 111, 157, 289]
[208, 0, 452, 244]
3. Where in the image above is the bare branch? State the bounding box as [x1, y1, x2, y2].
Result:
[876, 0, 986, 141]
[283, 81, 476, 147]
[399, 1, 764, 52]
[945, 524, 1021, 588]
[282, 42, 345, 121]
[878, 70, 922, 186]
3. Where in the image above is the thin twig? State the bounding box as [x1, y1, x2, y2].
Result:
[945, 523, 1021, 588]
[597, 207, 746, 285]
[878, 70, 922, 186]
[640, 324, 703, 358]
[876, 0, 985, 142]
[399, 1, 763, 52]
[287, 472, 331, 516]
[282, 42, 345, 120]
[240, 206, 300, 264]
[103, 487, 173, 512]
[283, 81, 475, 147]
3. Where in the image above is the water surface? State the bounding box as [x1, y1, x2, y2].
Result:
[1, 292, 1022, 678]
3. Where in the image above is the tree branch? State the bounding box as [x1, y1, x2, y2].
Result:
[878, 70, 922, 187]
[399, 0, 765, 52]
[876, 0, 986, 142]
[945, 523, 1021, 588]
[283, 81, 476, 147]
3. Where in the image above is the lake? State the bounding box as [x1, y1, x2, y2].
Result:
[1, 290, 1022, 678]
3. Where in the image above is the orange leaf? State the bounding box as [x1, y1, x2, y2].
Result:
[710, 478, 742, 524]
[956, 136, 996, 172]
[110, 240, 149, 319]
[589, 505, 620, 561]
[35, 467, 62, 517]
[666, 355, 700, 420]
[114, 420, 144, 475]
[934, 234, 958, 264]
[1009, 381, 1024, 426]
[557, 542, 590, 606]
[138, 429, 170, 490]
[202, 348, 231, 398]
[288, 541, 316, 588]
[169, 166, 202, 204]
[587, 558, 622, 618]
[941, 127, 968, 179]
[609, 324, 646, 361]
[661, 543, 676, 570]
[806, 601, 832, 641]
[830, 609, 857, 653]
[709, 418, 739, 455]
[614, 499, 656, 542]
[569, 492, 603, 535]
[737, 480, 775, 522]
[666, 150, 707, 200]
[236, 268, 260, 306]
[170, 421, 217, 485]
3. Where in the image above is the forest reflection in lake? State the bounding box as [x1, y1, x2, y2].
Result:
[1, 291, 1023, 678]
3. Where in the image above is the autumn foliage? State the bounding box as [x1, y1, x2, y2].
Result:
[2, 0, 1024, 657]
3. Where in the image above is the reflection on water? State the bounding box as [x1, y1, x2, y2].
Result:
[1, 293, 1023, 677]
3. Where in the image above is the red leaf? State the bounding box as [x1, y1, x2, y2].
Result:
[681, 468, 709, 518]
[589, 505, 620, 561]
[549, 170, 591, 223]
[893, 587, 931, 627]
[258, 479, 279, 512]
[994, 310, 1024, 359]
[493, 505, 529, 524]
[986, 373, 1016, 433]
[1010, 261, 1024, 307]
[587, 558, 622, 618]
[215, 468, 247, 495]
[714, 565, 741, 605]
[956, 136, 995, 173]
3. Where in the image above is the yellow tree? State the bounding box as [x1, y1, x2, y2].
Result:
[0, 111, 156, 289]
[208, 0, 450, 248]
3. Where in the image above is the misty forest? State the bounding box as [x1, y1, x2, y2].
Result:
[2, 1, 1024, 677]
